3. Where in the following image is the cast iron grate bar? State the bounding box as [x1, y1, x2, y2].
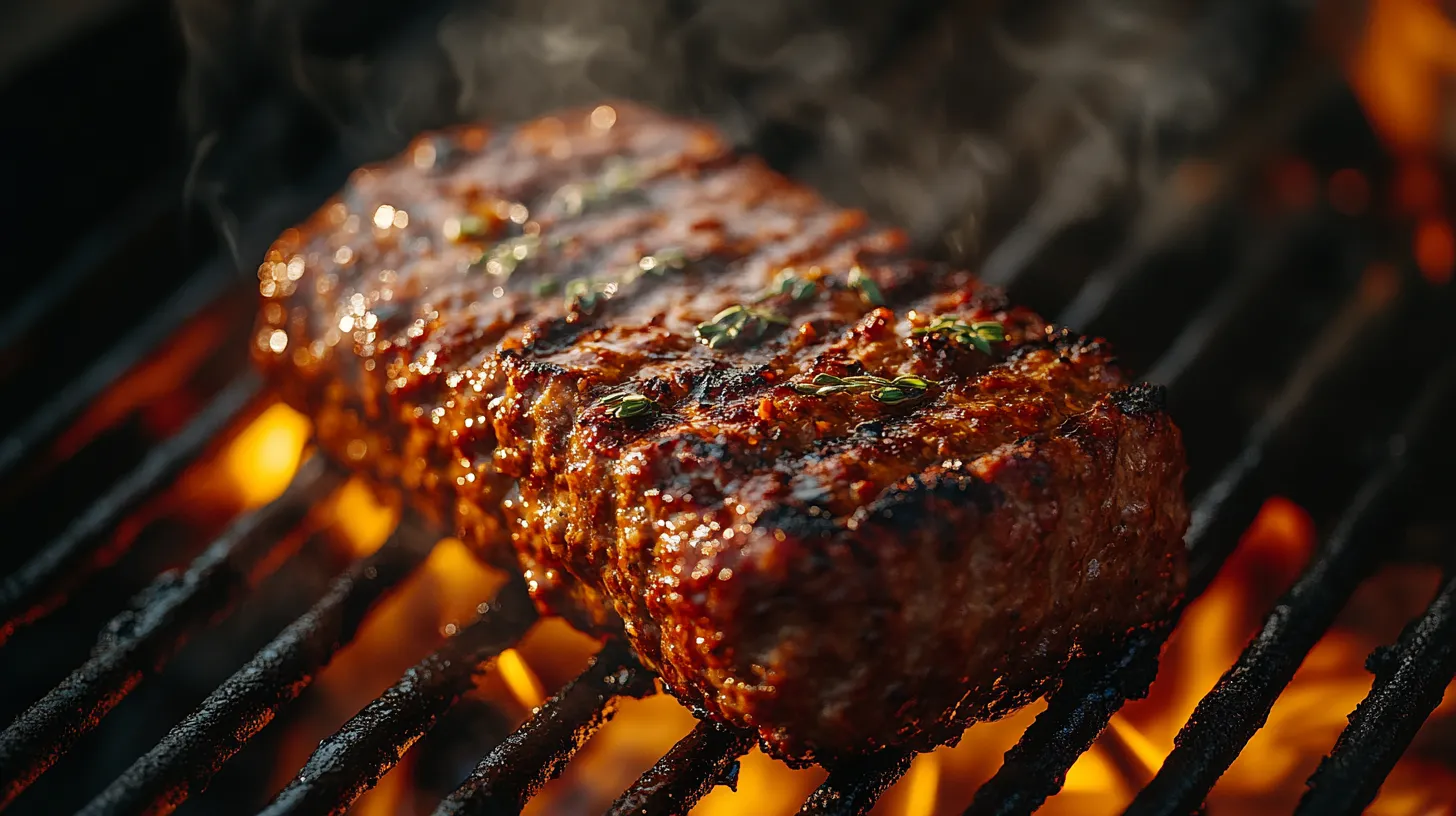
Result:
[1123, 355, 1456, 816]
[0, 257, 240, 484]
[0, 372, 267, 647]
[606, 719, 756, 816]
[0, 184, 176, 354]
[258, 579, 539, 816]
[1296, 564, 1456, 815]
[796, 753, 914, 816]
[0, 160, 350, 488]
[79, 515, 437, 816]
[432, 641, 654, 816]
[0, 456, 341, 809]
[962, 261, 1393, 816]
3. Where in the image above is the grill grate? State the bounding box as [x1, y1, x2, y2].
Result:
[2, 3, 1455, 815]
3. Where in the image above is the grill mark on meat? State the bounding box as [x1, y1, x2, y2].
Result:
[253, 102, 1189, 763]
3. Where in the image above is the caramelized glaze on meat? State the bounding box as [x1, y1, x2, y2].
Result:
[253, 102, 1189, 763]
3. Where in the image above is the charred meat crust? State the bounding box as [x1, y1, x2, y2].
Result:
[252, 102, 1190, 763]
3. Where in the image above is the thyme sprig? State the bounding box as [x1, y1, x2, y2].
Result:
[564, 247, 690, 311]
[911, 316, 1006, 355]
[553, 158, 647, 217]
[597, 390, 660, 419]
[847, 266, 884, 307]
[477, 235, 541, 279]
[763, 269, 819, 302]
[692, 270, 818, 349]
[695, 305, 789, 349]
[792, 373, 938, 406]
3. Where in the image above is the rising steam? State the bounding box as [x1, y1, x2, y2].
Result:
[174, 0, 1297, 268]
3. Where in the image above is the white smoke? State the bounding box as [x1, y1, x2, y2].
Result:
[174, 0, 1288, 269]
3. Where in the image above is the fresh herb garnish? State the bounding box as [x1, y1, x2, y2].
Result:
[553, 159, 646, 217]
[598, 390, 660, 419]
[792, 373, 938, 405]
[457, 215, 489, 240]
[564, 247, 689, 311]
[847, 266, 884, 307]
[478, 235, 541, 279]
[763, 269, 819, 302]
[911, 316, 1007, 355]
[695, 305, 789, 348]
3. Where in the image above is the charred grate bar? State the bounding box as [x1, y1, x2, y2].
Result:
[79, 516, 437, 816]
[606, 720, 755, 816]
[1123, 355, 1456, 816]
[433, 641, 654, 816]
[0, 456, 341, 809]
[258, 579, 539, 816]
[1296, 564, 1456, 815]
[797, 753, 914, 816]
[0, 373, 267, 647]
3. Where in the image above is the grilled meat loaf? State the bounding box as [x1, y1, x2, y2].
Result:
[253, 102, 1190, 763]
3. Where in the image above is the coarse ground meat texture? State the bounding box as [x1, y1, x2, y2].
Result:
[253, 101, 1190, 765]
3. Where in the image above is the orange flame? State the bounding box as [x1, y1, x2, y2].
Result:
[213, 410, 1456, 815]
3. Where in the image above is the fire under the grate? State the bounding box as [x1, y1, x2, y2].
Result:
[5, 1, 1456, 812]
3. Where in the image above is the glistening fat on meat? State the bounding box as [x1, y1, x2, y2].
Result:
[253, 102, 1189, 763]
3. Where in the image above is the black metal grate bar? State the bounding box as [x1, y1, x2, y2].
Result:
[606, 719, 755, 816]
[1296, 566, 1456, 815]
[0, 372, 266, 647]
[432, 641, 654, 816]
[0, 258, 240, 484]
[1123, 357, 1456, 816]
[0, 456, 341, 809]
[1141, 225, 1303, 388]
[0, 184, 175, 354]
[258, 579, 539, 816]
[78, 516, 437, 816]
[797, 753, 914, 816]
[963, 269, 1395, 816]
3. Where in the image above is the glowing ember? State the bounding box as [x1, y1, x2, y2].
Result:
[222, 402, 310, 507]
[900, 753, 942, 816]
[327, 477, 399, 556]
[497, 648, 547, 710]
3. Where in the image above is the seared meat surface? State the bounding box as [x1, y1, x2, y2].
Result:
[254, 103, 1189, 763]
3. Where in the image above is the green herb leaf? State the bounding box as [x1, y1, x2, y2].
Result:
[911, 316, 1006, 355]
[695, 304, 789, 349]
[597, 390, 661, 420]
[763, 270, 819, 302]
[564, 247, 691, 312]
[476, 235, 541, 280]
[553, 159, 647, 217]
[791, 372, 939, 404]
[847, 266, 884, 307]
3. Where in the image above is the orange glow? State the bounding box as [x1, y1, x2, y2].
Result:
[1347, 0, 1456, 155]
[50, 314, 225, 462]
[1415, 217, 1455, 284]
[497, 649, 547, 711]
[351, 754, 412, 816]
[901, 752, 942, 816]
[326, 477, 399, 556]
[214, 414, 1451, 816]
[222, 403, 311, 508]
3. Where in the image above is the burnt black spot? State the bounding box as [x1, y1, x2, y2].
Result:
[1004, 325, 1093, 363]
[1108, 383, 1168, 417]
[686, 364, 771, 405]
[855, 420, 885, 438]
[865, 469, 1004, 536]
[753, 504, 840, 542]
[519, 315, 590, 356]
